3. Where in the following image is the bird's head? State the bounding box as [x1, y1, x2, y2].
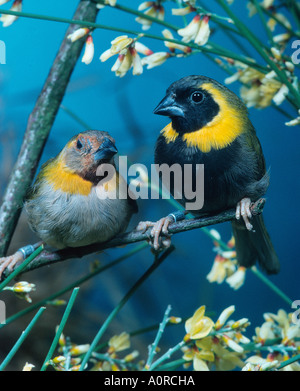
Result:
[154, 75, 248, 132]
[62, 130, 118, 182]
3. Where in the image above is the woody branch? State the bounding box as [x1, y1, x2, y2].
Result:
[5, 198, 266, 277]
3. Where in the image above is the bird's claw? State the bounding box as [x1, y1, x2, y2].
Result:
[0, 251, 24, 281]
[235, 197, 253, 231]
[136, 216, 173, 252]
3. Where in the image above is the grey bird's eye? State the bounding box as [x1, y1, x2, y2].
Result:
[191, 91, 204, 103]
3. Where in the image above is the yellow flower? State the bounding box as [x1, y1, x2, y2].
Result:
[81, 35, 94, 65]
[185, 305, 214, 340]
[108, 332, 130, 353]
[0, 0, 22, 27]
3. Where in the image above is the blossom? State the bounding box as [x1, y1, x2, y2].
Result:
[81, 35, 94, 65]
[141, 51, 170, 69]
[215, 305, 235, 330]
[0, 0, 22, 27]
[22, 362, 35, 371]
[285, 110, 300, 127]
[5, 281, 36, 303]
[97, 0, 117, 7]
[69, 344, 90, 356]
[185, 305, 214, 340]
[67, 28, 90, 42]
[100, 35, 154, 77]
[108, 332, 130, 353]
[178, 14, 210, 46]
[136, 1, 164, 31]
[226, 266, 246, 290]
[162, 29, 192, 53]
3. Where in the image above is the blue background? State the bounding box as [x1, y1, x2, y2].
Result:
[0, 0, 299, 369]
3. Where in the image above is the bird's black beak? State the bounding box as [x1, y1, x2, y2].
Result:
[153, 93, 185, 118]
[94, 137, 118, 161]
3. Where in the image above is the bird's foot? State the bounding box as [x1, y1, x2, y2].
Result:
[0, 251, 24, 281]
[0, 242, 43, 281]
[235, 197, 253, 231]
[135, 216, 173, 252]
[136, 211, 186, 252]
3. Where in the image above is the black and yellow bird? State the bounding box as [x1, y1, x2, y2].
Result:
[146, 75, 279, 274]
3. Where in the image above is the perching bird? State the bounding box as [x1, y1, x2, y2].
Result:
[0, 130, 137, 278]
[139, 75, 279, 274]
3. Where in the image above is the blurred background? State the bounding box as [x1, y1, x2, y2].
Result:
[0, 0, 299, 370]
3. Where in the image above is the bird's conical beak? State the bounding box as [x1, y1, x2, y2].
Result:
[94, 138, 118, 162]
[153, 94, 185, 118]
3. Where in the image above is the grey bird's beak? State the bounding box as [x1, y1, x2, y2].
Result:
[153, 94, 185, 118]
[94, 137, 118, 161]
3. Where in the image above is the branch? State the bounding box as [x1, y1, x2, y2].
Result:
[0, 0, 99, 257]
[10, 198, 265, 277]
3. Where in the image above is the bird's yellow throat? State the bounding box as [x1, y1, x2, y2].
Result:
[43, 157, 93, 196]
[161, 83, 244, 153]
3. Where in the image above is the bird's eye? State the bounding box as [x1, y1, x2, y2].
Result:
[191, 91, 204, 103]
[76, 139, 83, 149]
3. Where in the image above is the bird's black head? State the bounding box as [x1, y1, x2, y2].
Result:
[154, 76, 222, 134]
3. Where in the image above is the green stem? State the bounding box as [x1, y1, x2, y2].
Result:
[96, 0, 179, 32]
[145, 305, 172, 369]
[79, 246, 175, 370]
[0, 243, 147, 329]
[0, 6, 268, 72]
[0, 245, 44, 291]
[41, 287, 80, 371]
[251, 0, 276, 46]
[0, 307, 46, 371]
[250, 266, 293, 306]
[147, 340, 186, 371]
[60, 105, 92, 130]
[277, 353, 300, 370]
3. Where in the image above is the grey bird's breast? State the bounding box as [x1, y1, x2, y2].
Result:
[25, 183, 133, 249]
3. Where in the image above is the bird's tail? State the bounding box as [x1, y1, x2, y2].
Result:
[231, 214, 280, 274]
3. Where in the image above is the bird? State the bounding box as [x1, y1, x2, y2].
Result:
[0, 130, 138, 279]
[138, 75, 279, 275]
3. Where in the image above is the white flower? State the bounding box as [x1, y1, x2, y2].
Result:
[272, 84, 289, 105]
[67, 28, 90, 42]
[0, 0, 22, 27]
[81, 35, 94, 65]
[226, 266, 246, 290]
[162, 29, 191, 53]
[285, 110, 300, 127]
[194, 15, 210, 46]
[215, 305, 235, 329]
[141, 51, 170, 69]
[0, 0, 10, 5]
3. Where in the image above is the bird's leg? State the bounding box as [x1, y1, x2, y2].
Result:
[136, 210, 186, 251]
[235, 198, 253, 231]
[0, 241, 43, 280]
